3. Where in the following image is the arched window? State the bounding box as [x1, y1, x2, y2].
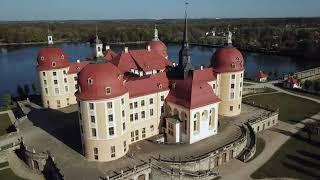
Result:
[209, 108, 215, 129]
[40, 56, 44, 61]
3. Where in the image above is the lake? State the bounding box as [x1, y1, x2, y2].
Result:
[0, 43, 319, 99]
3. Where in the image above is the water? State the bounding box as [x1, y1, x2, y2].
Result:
[0, 43, 319, 99]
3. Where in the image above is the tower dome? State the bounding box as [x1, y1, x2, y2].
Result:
[37, 48, 69, 71]
[77, 63, 127, 100]
[147, 25, 168, 58]
[211, 47, 244, 73]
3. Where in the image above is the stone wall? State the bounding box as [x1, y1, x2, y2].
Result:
[283, 67, 320, 81]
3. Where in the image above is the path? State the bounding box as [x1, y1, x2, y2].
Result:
[219, 81, 320, 180]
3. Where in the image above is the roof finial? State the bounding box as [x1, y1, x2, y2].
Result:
[153, 24, 159, 41]
[47, 24, 53, 45]
[227, 25, 232, 46]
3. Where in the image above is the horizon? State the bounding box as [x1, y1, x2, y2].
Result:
[1, 0, 320, 21]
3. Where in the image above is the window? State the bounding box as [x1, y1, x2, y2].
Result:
[107, 102, 112, 109]
[134, 102, 138, 108]
[231, 64, 236, 69]
[123, 141, 127, 152]
[142, 128, 146, 138]
[74, 76, 78, 81]
[135, 130, 139, 140]
[129, 103, 133, 109]
[47, 100, 50, 107]
[141, 100, 145, 107]
[122, 122, 126, 131]
[141, 111, 145, 119]
[54, 80, 58, 84]
[91, 128, 97, 137]
[230, 106, 233, 111]
[131, 131, 134, 142]
[193, 121, 197, 131]
[65, 86, 68, 92]
[149, 98, 154, 105]
[231, 92, 235, 99]
[150, 125, 154, 132]
[231, 84, 235, 89]
[45, 88, 48, 94]
[94, 147, 98, 154]
[150, 109, 154, 116]
[105, 87, 111, 95]
[53, 72, 57, 76]
[56, 100, 61, 108]
[109, 127, 114, 136]
[238, 104, 241, 109]
[55, 88, 59, 94]
[122, 110, 125, 117]
[75, 84, 78, 90]
[240, 91, 242, 97]
[121, 98, 124, 105]
[161, 95, 164, 101]
[42, 72, 46, 76]
[108, 114, 113, 122]
[212, 84, 216, 89]
[44, 80, 47, 85]
[89, 103, 94, 110]
[241, 73, 243, 78]
[90, 116, 95, 123]
[161, 106, 164, 113]
[64, 78, 67, 83]
[87, 79, 93, 85]
[240, 82, 242, 87]
[134, 113, 138, 121]
[111, 146, 115, 158]
[52, 62, 56, 67]
[268, 121, 270, 127]
[130, 114, 134, 122]
[231, 74, 235, 79]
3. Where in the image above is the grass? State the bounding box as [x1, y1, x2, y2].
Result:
[279, 87, 320, 101]
[0, 168, 26, 180]
[0, 113, 12, 136]
[251, 132, 320, 179]
[247, 137, 266, 162]
[243, 82, 253, 86]
[0, 162, 9, 168]
[243, 93, 320, 124]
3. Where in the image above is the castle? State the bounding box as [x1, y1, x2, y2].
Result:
[36, 13, 244, 162]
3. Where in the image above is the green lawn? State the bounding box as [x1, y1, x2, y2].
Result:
[251, 133, 320, 179]
[243, 93, 320, 124]
[0, 168, 26, 180]
[279, 87, 320, 101]
[0, 114, 12, 136]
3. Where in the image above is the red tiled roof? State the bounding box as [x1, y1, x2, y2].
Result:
[255, 71, 268, 79]
[67, 61, 90, 74]
[211, 47, 245, 73]
[37, 48, 69, 71]
[77, 63, 127, 100]
[125, 72, 169, 98]
[129, 49, 171, 72]
[147, 41, 168, 57]
[192, 67, 216, 82]
[286, 77, 300, 85]
[103, 49, 117, 62]
[166, 71, 221, 109]
[111, 51, 138, 73]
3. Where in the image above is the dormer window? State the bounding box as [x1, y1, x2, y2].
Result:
[87, 78, 93, 85]
[76, 66, 80, 70]
[231, 63, 236, 69]
[61, 55, 64, 59]
[40, 56, 44, 61]
[52, 61, 56, 67]
[158, 83, 162, 89]
[105, 87, 111, 95]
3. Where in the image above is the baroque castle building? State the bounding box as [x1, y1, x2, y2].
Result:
[36, 14, 244, 162]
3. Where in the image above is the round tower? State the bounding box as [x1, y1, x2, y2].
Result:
[76, 63, 130, 162]
[211, 38, 245, 117]
[147, 25, 168, 59]
[37, 47, 76, 109]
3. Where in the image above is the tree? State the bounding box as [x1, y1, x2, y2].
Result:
[303, 122, 320, 142]
[31, 82, 37, 94]
[303, 80, 312, 90]
[2, 93, 12, 107]
[17, 85, 24, 98]
[23, 84, 30, 97]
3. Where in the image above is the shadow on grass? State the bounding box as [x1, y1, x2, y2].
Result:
[286, 154, 320, 169]
[27, 107, 82, 154]
[297, 150, 320, 161]
[281, 161, 320, 178]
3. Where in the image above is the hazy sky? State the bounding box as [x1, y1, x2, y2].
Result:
[1, 0, 320, 21]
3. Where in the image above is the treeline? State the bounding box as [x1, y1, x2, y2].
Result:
[1, 18, 320, 56]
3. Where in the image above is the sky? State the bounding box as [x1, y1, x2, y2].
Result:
[1, 0, 320, 21]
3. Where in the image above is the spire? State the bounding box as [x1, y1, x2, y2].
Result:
[227, 25, 233, 46]
[177, 1, 193, 79]
[47, 25, 53, 45]
[153, 24, 159, 41]
[94, 24, 103, 58]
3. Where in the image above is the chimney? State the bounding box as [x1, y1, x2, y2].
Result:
[77, 59, 80, 63]
[173, 63, 176, 67]
[200, 66, 203, 70]
[124, 47, 128, 53]
[147, 45, 151, 51]
[105, 45, 110, 50]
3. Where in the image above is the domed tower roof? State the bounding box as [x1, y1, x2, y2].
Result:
[37, 47, 69, 71]
[77, 63, 127, 100]
[211, 47, 244, 73]
[147, 25, 168, 58]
